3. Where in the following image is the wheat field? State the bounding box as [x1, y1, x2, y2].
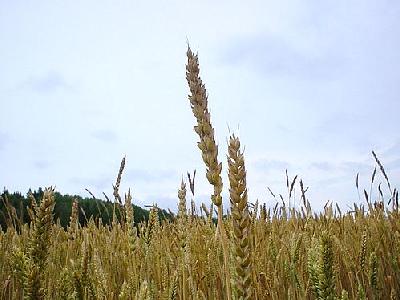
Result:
[0, 47, 399, 300]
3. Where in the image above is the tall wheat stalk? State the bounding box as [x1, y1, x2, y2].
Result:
[185, 46, 231, 299]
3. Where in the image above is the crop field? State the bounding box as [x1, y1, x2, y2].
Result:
[0, 48, 399, 300]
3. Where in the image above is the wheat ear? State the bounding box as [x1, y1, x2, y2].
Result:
[177, 179, 187, 219]
[186, 46, 223, 207]
[68, 199, 79, 239]
[28, 187, 56, 299]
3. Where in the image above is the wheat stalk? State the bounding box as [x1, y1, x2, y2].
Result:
[185, 45, 232, 299]
[228, 134, 252, 299]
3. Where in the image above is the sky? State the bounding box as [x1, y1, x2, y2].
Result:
[1, 0, 399, 212]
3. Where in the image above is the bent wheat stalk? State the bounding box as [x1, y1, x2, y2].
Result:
[185, 46, 231, 300]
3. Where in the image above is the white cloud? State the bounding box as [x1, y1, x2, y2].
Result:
[91, 130, 118, 143]
[18, 71, 74, 94]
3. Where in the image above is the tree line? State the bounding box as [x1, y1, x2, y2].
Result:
[0, 187, 170, 231]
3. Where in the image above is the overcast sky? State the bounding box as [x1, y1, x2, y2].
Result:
[1, 0, 399, 212]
